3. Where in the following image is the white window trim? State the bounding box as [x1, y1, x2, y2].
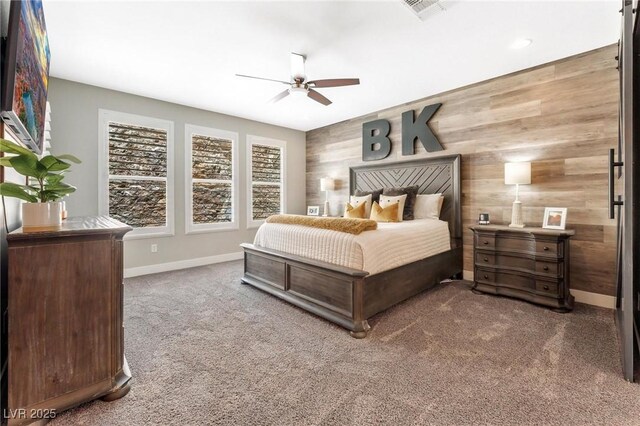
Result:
[185, 124, 239, 234]
[246, 135, 287, 229]
[98, 109, 175, 240]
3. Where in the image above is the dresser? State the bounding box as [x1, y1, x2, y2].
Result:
[7, 216, 132, 424]
[469, 225, 575, 312]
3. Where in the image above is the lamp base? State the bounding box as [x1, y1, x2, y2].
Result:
[323, 200, 330, 217]
[509, 200, 525, 228]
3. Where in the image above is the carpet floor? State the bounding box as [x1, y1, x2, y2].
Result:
[53, 260, 640, 425]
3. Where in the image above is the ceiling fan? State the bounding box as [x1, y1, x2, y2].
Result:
[235, 53, 360, 106]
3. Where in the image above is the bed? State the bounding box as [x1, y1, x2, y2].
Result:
[240, 155, 463, 338]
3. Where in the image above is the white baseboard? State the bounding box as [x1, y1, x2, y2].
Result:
[570, 289, 615, 309]
[124, 252, 243, 278]
[460, 270, 614, 309]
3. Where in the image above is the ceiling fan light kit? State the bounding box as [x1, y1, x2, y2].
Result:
[236, 52, 360, 106]
[289, 86, 308, 97]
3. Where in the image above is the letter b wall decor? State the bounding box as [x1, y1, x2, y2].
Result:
[362, 103, 443, 161]
[362, 119, 391, 161]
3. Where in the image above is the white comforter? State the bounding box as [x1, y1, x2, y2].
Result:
[253, 219, 451, 275]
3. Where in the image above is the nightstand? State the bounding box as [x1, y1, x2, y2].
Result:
[469, 225, 575, 312]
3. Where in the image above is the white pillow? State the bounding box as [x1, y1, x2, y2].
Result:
[414, 194, 444, 220]
[347, 194, 372, 218]
[378, 194, 407, 222]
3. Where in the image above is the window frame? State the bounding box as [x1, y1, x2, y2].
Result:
[246, 135, 287, 229]
[98, 109, 175, 240]
[184, 124, 239, 234]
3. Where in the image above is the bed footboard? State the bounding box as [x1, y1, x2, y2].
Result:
[240, 243, 462, 338]
[240, 243, 370, 336]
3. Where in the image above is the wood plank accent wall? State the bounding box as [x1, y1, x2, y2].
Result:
[306, 45, 619, 296]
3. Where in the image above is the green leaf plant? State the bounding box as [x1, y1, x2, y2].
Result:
[0, 138, 81, 203]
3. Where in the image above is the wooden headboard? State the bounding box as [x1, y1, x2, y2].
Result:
[349, 154, 462, 241]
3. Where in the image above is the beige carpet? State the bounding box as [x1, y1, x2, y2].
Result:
[52, 260, 640, 425]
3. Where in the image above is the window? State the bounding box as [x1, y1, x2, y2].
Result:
[247, 135, 286, 228]
[185, 124, 239, 233]
[98, 110, 174, 238]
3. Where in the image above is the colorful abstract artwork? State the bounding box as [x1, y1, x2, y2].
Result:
[11, 0, 50, 149]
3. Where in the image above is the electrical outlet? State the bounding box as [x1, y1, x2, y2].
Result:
[151, 244, 158, 253]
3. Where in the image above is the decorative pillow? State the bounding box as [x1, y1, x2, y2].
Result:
[344, 202, 367, 219]
[383, 185, 419, 220]
[414, 193, 445, 219]
[370, 201, 399, 223]
[379, 194, 407, 222]
[355, 188, 383, 205]
[348, 194, 373, 218]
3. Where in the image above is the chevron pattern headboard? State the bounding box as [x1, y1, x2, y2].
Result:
[349, 155, 461, 241]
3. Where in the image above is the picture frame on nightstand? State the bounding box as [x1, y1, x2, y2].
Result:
[542, 207, 567, 230]
[478, 213, 490, 225]
[307, 206, 320, 216]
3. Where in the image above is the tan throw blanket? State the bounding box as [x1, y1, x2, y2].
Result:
[265, 214, 377, 235]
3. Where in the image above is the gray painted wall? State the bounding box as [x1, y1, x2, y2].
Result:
[47, 78, 306, 269]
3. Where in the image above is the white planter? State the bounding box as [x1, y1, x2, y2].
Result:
[22, 202, 62, 231]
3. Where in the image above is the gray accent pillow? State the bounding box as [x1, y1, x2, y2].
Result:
[355, 188, 383, 204]
[383, 185, 419, 220]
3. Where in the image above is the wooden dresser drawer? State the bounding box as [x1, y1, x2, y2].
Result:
[476, 269, 495, 283]
[496, 236, 535, 253]
[536, 280, 559, 295]
[535, 260, 562, 277]
[475, 252, 495, 266]
[475, 252, 534, 272]
[476, 268, 535, 291]
[475, 234, 495, 249]
[536, 241, 563, 258]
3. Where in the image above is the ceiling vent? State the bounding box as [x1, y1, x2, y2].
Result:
[401, 0, 447, 20]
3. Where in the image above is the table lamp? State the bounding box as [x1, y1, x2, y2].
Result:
[320, 177, 335, 217]
[504, 162, 531, 228]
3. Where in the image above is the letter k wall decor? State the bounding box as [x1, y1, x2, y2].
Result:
[361, 103, 444, 161]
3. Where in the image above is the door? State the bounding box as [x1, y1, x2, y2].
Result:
[612, 0, 638, 382]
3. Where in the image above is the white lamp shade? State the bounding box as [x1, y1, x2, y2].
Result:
[504, 162, 531, 185]
[320, 177, 335, 191]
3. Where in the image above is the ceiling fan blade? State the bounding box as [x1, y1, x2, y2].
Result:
[308, 78, 360, 88]
[307, 89, 332, 106]
[290, 53, 306, 82]
[269, 89, 290, 104]
[235, 74, 290, 85]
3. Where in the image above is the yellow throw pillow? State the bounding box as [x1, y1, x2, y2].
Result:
[379, 194, 407, 222]
[344, 202, 367, 219]
[370, 201, 399, 222]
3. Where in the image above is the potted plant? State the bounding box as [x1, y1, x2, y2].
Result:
[0, 138, 80, 230]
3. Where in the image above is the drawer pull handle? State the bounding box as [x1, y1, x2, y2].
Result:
[483, 241, 489, 245]
[483, 274, 488, 279]
[543, 246, 549, 251]
[483, 257, 489, 262]
[543, 285, 549, 290]
[543, 266, 549, 271]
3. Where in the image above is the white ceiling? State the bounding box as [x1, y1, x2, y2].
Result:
[44, 0, 619, 132]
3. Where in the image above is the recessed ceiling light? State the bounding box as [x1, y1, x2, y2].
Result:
[511, 38, 532, 49]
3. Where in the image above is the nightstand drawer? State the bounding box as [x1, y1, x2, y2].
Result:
[475, 234, 495, 249]
[475, 252, 534, 272]
[496, 236, 535, 253]
[536, 280, 559, 295]
[535, 261, 562, 276]
[476, 269, 495, 283]
[475, 253, 495, 266]
[536, 241, 562, 257]
[476, 268, 535, 291]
